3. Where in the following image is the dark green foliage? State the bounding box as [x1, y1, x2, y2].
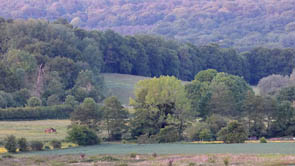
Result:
[70, 98, 102, 130]
[12, 89, 31, 107]
[4, 135, 17, 153]
[98, 156, 120, 162]
[0, 105, 73, 120]
[194, 69, 218, 83]
[103, 96, 128, 141]
[217, 121, 248, 144]
[186, 70, 252, 118]
[0, 63, 20, 92]
[66, 125, 100, 146]
[157, 126, 180, 143]
[17, 137, 29, 152]
[277, 86, 295, 102]
[50, 140, 61, 149]
[30, 141, 43, 151]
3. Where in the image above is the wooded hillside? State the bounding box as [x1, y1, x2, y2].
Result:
[0, 0, 295, 50]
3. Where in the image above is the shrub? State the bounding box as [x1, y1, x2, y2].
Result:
[27, 97, 41, 107]
[50, 140, 62, 149]
[223, 157, 230, 166]
[66, 125, 100, 146]
[115, 163, 128, 166]
[44, 146, 50, 150]
[208, 155, 217, 163]
[188, 163, 196, 166]
[99, 156, 119, 162]
[217, 121, 248, 144]
[130, 153, 137, 158]
[30, 141, 43, 151]
[4, 135, 17, 153]
[157, 126, 180, 143]
[17, 137, 29, 152]
[152, 152, 157, 158]
[260, 137, 267, 143]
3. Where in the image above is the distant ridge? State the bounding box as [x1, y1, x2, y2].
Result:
[0, 0, 295, 50]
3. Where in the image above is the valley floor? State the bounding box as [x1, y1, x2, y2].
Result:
[1, 153, 295, 166]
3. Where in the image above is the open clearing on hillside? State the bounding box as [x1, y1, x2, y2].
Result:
[102, 73, 151, 105]
[0, 120, 70, 142]
[102, 73, 190, 105]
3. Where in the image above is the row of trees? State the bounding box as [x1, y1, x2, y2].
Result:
[70, 70, 295, 144]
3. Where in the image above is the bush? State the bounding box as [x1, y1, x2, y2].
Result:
[157, 126, 180, 143]
[17, 137, 29, 152]
[99, 156, 120, 162]
[260, 137, 267, 143]
[4, 135, 17, 153]
[66, 125, 100, 146]
[44, 146, 51, 150]
[50, 140, 62, 149]
[27, 97, 41, 107]
[130, 153, 137, 158]
[217, 121, 248, 144]
[0, 105, 74, 120]
[30, 141, 43, 151]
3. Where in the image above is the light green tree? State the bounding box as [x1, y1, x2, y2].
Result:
[130, 76, 190, 141]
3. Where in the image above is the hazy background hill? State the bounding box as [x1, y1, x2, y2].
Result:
[1, 0, 295, 51]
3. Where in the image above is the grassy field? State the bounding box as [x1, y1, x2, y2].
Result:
[1, 153, 295, 166]
[0, 120, 70, 142]
[22, 143, 295, 156]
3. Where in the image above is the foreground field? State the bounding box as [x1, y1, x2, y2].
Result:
[22, 143, 295, 156]
[1, 153, 295, 166]
[0, 120, 70, 142]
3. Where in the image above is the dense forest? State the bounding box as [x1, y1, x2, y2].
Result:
[1, 0, 295, 50]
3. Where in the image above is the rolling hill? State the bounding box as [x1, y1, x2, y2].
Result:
[102, 73, 150, 105]
[0, 0, 295, 50]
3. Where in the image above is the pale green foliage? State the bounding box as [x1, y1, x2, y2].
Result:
[130, 76, 190, 111]
[64, 95, 78, 107]
[3, 49, 37, 74]
[130, 76, 190, 141]
[27, 97, 41, 107]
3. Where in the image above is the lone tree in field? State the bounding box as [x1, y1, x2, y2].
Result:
[103, 96, 128, 141]
[130, 76, 190, 142]
[217, 121, 248, 144]
[70, 97, 102, 130]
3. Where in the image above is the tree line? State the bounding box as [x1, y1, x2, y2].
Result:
[0, 18, 295, 109]
[68, 70, 295, 145]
